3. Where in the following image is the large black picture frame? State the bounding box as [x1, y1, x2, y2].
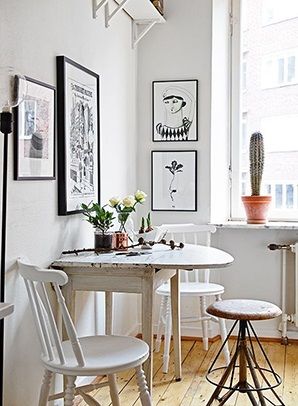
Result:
[151, 150, 198, 211]
[14, 76, 56, 180]
[57, 56, 100, 215]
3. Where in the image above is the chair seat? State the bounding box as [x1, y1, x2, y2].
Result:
[42, 335, 149, 376]
[156, 282, 224, 297]
[207, 299, 282, 321]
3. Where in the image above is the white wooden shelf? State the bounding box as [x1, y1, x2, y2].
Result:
[114, 0, 164, 21]
[92, 0, 165, 47]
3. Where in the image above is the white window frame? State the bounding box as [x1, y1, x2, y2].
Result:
[230, 0, 298, 221]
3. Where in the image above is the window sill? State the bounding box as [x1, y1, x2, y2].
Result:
[212, 221, 298, 230]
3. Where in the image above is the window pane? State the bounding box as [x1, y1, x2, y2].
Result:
[275, 185, 283, 208]
[263, 0, 298, 25]
[278, 58, 285, 83]
[286, 184, 294, 208]
[288, 56, 296, 82]
[233, 0, 298, 219]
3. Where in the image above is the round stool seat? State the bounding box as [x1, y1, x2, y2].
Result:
[207, 299, 281, 321]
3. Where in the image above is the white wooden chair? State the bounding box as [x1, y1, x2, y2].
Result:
[154, 224, 230, 373]
[17, 259, 152, 406]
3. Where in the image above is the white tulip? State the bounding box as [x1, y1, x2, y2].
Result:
[122, 195, 136, 208]
[135, 190, 147, 203]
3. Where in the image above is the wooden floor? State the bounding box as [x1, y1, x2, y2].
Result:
[77, 338, 298, 405]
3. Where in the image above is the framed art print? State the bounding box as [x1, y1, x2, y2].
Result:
[151, 150, 197, 211]
[152, 79, 198, 142]
[57, 56, 100, 215]
[14, 77, 55, 180]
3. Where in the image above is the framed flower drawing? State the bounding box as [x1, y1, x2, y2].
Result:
[151, 150, 197, 211]
[152, 79, 198, 142]
[57, 56, 100, 215]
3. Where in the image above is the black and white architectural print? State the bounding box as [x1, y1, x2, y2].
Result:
[14, 76, 55, 180]
[152, 80, 198, 142]
[151, 150, 197, 211]
[57, 56, 100, 215]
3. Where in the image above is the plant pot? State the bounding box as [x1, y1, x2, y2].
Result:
[113, 232, 129, 251]
[94, 231, 113, 252]
[241, 196, 272, 224]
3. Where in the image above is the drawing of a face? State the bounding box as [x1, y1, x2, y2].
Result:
[163, 95, 185, 114]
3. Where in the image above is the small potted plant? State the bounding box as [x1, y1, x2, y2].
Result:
[138, 212, 157, 241]
[241, 132, 272, 224]
[81, 202, 115, 252]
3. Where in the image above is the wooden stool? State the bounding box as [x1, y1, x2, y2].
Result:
[205, 299, 284, 406]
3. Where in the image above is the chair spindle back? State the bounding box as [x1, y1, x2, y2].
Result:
[156, 224, 216, 283]
[18, 259, 85, 367]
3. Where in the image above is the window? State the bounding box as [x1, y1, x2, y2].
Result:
[263, 0, 298, 25]
[242, 52, 248, 90]
[231, 0, 298, 220]
[262, 50, 298, 88]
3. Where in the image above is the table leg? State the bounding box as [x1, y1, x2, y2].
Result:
[61, 279, 76, 393]
[105, 291, 113, 335]
[171, 270, 181, 381]
[141, 278, 154, 393]
[62, 278, 76, 340]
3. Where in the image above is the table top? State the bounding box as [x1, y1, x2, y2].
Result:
[0, 303, 14, 320]
[52, 244, 234, 270]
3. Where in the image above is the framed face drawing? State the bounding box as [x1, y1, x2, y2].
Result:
[152, 80, 198, 142]
[57, 56, 100, 215]
[14, 77, 55, 180]
[151, 150, 197, 211]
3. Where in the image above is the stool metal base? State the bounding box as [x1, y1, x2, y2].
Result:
[206, 320, 285, 406]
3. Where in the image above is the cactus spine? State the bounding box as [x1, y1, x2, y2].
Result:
[249, 132, 264, 196]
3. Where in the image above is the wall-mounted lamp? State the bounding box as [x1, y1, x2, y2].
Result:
[0, 67, 26, 406]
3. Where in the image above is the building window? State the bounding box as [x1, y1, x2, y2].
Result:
[262, 51, 298, 88]
[231, 0, 298, 220]
[263, 0, 298, 26]
[242, 52, 248, 90]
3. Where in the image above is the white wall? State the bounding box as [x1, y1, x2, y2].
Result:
[137, 0, 298, 339]
[0, 0, 139, 404]
[137, 0, 213, 225]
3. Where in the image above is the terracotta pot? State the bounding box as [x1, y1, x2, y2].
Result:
[94, 231, 113, 252]
[241, 195, 272, 224]
[113, 232, 129, 251]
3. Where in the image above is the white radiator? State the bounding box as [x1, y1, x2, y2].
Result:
[268, 242, 298, 344]
[291, 242, 298, 328]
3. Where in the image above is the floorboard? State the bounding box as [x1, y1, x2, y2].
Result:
[76, 338, 296, 405]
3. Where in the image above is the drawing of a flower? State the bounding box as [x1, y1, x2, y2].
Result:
[165, 160, 184, 204]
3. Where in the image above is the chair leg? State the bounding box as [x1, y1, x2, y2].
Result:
[108, 374, 120, 406]
[216, 294, 230, 365]
[38, 369, 53, 406]
[155, 295, 166, 352]
[162, 296, 172, 373]
[64, 375, 76, 406]
[200, 296, 209, 351]
[135, 365, 152, 406]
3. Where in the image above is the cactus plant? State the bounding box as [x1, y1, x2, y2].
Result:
[249, 132, 264, 196]
[242, 131, 271, 224]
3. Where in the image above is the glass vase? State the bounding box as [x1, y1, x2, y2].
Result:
[94, 230, 113, 252]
